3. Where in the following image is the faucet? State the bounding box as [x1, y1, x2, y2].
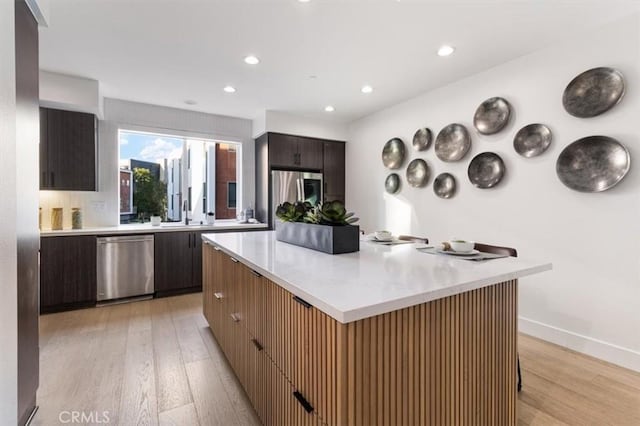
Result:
[183, 200, 190, 225]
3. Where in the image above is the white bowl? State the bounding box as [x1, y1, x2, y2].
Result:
[449, 239, 474, 253]
[375, 230, 392, 241]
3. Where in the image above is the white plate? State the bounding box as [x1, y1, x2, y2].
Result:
[373, 236, 393, 242]
[437, 248, 479, 256]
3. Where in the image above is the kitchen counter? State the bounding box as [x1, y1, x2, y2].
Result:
[202, 230, 551, 323]
[202, 230, 552, 424]
[41, 220, 267, 237]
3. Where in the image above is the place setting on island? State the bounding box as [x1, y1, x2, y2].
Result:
[416, 238, 515, 261]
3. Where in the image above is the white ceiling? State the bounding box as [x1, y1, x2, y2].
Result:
[39, 0, 639, 123]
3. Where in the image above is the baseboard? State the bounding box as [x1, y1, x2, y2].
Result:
[519, 316, 640, 373]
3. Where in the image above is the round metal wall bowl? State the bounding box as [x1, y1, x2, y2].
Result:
[382, 138, 406, 169]
[385, 173, 401, 194]
[412, 127, 433, 151]
[405, 159, 430, 188]
[468, 152, 506, 189]
[473, 97, 511, 135]
[433, 173, 457, 199]
[556, 135, 630, 192]
[513, 123, 553, 158]
[435, 123, 471, 162]
[562, 67, 625, 118]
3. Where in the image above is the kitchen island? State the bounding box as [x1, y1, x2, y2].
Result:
[202, 231, 551, 426]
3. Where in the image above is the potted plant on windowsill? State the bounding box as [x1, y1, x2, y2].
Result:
[275, 200, 360, 254]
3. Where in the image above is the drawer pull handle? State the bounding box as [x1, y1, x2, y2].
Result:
[230, 313, 240, 322]
[214, 292, 224, 300]
[293, 296, 312, 309]
[213, 246, 221, 251]
[229, 257, 239, 263]
[251, 269, 262, 278]
[293, 391, 314, 413]
[251, 338, 263, 351]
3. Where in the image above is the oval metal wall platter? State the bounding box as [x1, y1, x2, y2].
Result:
[513, 123, 553, 158]
[556, 136, 630, 192]
[406, 159, 430, 188]
[412, 128, 432, 151]
[468, 152, 506, 188]
[435, 123, 471, 162]
[385, 173, 401, 194]
[382, 138, 406, 169]
[433, 173, 456, 199]
[473, 97, 511, 135]
[562, 67, 625, 118]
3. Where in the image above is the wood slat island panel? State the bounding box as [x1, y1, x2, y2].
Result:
[203, 241, 518, 425]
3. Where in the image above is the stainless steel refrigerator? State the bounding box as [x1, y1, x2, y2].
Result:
[271, 171, 323, 228]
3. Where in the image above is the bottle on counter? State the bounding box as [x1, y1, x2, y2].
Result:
[51, 208, 63, 231]
[71, 207, 83, 230]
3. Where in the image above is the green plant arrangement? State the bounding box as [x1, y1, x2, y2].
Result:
[275, 200, 359, 226]
[274, 201, 360, 254]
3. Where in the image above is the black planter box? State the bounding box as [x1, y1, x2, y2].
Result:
[275, 220, 360, 254]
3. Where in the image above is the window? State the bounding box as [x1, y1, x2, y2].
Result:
[228, 182, 237, 209]
[118, 130, 241, 223]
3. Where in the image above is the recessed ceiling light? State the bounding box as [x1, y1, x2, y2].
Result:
[437, 45, 455, 57]
[324, 105, 335, 112]
[361, 85, 373, 94]
[244, 55, 260, 65]
[223, 86, 236, 93]
[298, 0, 311, 3]
[184, 100, 197, 105]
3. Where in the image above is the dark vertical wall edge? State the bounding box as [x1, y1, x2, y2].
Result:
[15, 1, 40, 424]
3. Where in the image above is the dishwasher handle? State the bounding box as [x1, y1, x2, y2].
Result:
[98, 235, 155, 244]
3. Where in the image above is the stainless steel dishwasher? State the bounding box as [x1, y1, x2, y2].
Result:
[97, 235, 154, 302]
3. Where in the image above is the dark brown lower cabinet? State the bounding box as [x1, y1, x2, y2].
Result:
[40, 236, 97, 313]
[154, 231, 203, 296]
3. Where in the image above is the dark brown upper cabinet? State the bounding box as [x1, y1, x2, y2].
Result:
[268, 133, 323, 170]
[323, 141, 346, 203]
[40, 107, 97, 191]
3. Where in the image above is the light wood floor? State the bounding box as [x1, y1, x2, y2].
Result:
[33, 293, 640, 425]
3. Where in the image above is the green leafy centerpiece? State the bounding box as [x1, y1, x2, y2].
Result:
[275, 201, 360, 254]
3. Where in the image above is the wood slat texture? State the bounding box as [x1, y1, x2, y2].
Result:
[203, 244, 519, 425]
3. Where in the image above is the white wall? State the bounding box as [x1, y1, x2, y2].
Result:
[256, 110, 349, 141]
[40, 98, 255, 227]
[0, 1, 18, 422]
[347, 14, 640, 371]
[40, 70, 102, 117]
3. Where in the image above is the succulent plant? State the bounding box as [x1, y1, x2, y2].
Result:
[275, 201, 312, 222]
[304, 200, 359, 226]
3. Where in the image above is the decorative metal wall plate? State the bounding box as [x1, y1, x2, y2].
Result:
[433, 173, 456, 199]
[406, 159, 430, 188]
[412, 128, 432, 151]
[382, 138, 406, 169]
[556, 136, 630, 192]
[562, 67, 625, 118]
[435, 123, 471, 162]
[513, 123, 552, 158]
[468, 152, 506, 188]
[473, 97, 511, 135]
[385, 173, 401, 194]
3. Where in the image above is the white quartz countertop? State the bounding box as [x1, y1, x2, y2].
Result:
[41, 220, 267, 237]
[203, 231, 552, 323]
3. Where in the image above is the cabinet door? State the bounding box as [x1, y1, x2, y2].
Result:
[39, 108, 48, 188]
[297, 137, 324, 170]
[40, 236, 97, 312]
[269, 134, 299, 168]
[154, 231, 194, 292]
[322, 141, 346, 202]
[191, 231, 203, 288]
[45, 108, 96, 191]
